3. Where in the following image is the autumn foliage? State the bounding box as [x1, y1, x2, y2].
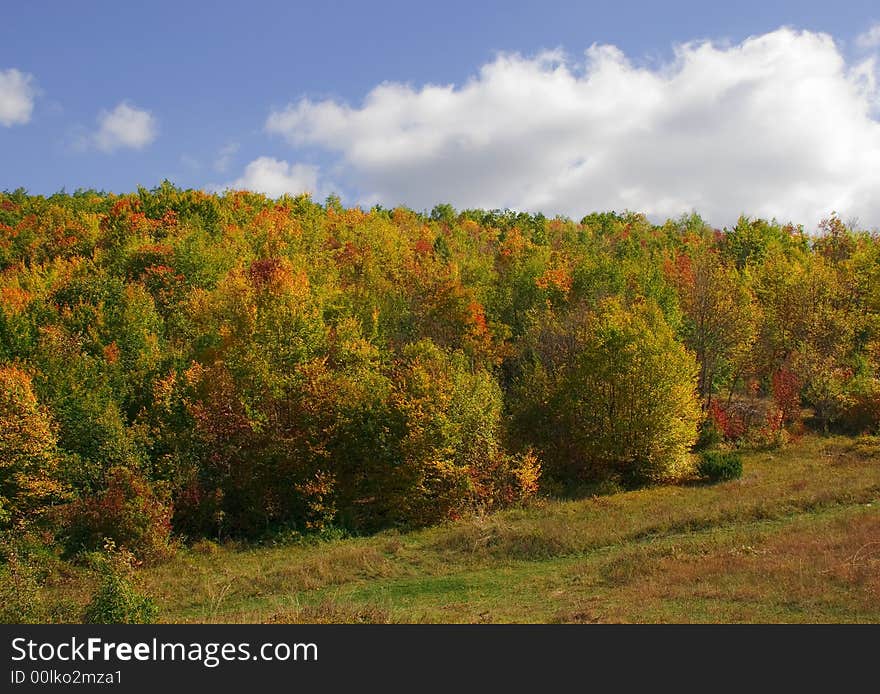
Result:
[1, 185, 879, 557]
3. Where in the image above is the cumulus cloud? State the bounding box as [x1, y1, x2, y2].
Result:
[0, 68, 36, 126]
[94, 102, 158, 152]
[266, 28, 880, 228]
[218, 156, 321, 198]
[856, 23, 880, 50]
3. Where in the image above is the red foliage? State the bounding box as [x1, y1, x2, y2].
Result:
[142, 265, 187, 309]
[708, 400, 747, 440]
[109, 198, 138, 218]
[159, 209, 178, 228]
[102, 341, 120, 365]
[771, 367, 801, 424]
[248, 257, 284, 288]
[497, 227, 526, 261]
[764, 406, 784, 435]
[466, 300, 489, 338]
[663, 251, 695, 291]
[126, 243, 174, 279]
[61, 468, 174, 563]
[413, 237, 433, 256]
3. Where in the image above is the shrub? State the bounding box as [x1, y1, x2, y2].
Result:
[172, 475, 225, 539]
[836, 376, 880, 435]
[82, 544, 158, 624]
[771, 367, 802, 424]
[697, 451, 743, 482]
[511, 299, 701, 485]
[335, 340, 528, 530]
[0, 530, 80, 623]
[695, 417, 723, 451]
[180, 359, 339, 537]
[467, 450, 541, 511]
[0, 548, 45, 623]
[742, 406, 790, 450]
[83, 571, 158, 624]
[190, 538, 220, 555]
[709, 397, 791, 448]
[708, 400, 748, 441]
[61, 467, 175, 563]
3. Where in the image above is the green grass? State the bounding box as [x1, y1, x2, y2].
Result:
[128, 435, 880, 622]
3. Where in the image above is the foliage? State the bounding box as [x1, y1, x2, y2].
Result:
[372, 340, 537, 527]
[771, 367, 802, 424]
[129, 436, 880, 624]
[82, 543, 159, 624]
[61, 467, 175, 563]
[0, 365, 67, 526]
[0, 529, 77, 623]
[697, 451, 744, 482]
[0, 532, 49, 622]
[666, 234, 757, 406]
[827, 375, 880, 434]
[1, 184, 878, 551]
[694, 417, 724, 451]
[510, 299, 701, 485]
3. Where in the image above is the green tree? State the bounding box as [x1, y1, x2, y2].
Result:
[668, 242, 757, 407]
[511, 299, 701, 485]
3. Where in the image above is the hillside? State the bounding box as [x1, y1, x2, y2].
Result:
[2, 186, 880, 624]
[131, 435, 878, 623]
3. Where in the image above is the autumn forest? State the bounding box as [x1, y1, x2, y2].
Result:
[1, 184, 879, 622]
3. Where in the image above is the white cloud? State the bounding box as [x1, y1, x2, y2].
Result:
[214, 142, 239, 173]
[218, 156, 321, 198]
[856, 23, 880, 50]
[0, 68, 36, 126]
[94, 102, 158, 152]
[265, 28, 880, 229]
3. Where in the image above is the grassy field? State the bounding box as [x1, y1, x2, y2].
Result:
[119, 435, 880, 623]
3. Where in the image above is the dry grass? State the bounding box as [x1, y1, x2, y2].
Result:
[263, 600, 395, 624]
[552, 505, 879, 623]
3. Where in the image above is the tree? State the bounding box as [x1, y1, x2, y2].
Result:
[511, 299, 701, 485]
[667, 241, 757, 407]
[0, 365, 66, 526]
[332, 339, 538, 531]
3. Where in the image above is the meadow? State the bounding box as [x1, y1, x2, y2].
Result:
[128, 435, 879, 623]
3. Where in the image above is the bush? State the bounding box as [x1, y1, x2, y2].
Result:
[695, 417, 724, 451]
[511, 299, 701, 485]
[0, 549, 45, 623]
[180, 359, 339, 538]
[61, 467, 175, 563]
[472, 450, 542, 511]
[836, 377, 880, 435]
[335, 340, 533, 530]
[0, 530, 80, 623]
[82, 545, 158, 624]
[697, 451, 743, 482]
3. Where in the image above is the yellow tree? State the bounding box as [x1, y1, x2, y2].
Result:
[0, 365, 67, 526]
[668, 242, 758, 407]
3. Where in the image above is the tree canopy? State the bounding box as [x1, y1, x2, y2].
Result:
[1, 185, 878, 551]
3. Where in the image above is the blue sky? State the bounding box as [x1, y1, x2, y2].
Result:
[3, 1, 880, 228]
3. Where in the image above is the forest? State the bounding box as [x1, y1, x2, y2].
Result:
[1, 183, 878, 622]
